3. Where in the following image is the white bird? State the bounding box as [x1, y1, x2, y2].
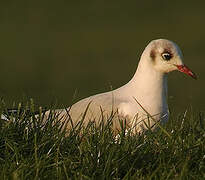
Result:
[45, 39, 197, 133]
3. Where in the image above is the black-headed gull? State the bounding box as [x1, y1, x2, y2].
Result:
[45, 39, 196, 133]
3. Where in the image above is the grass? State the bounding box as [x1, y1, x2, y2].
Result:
[0, 100, 204, 179]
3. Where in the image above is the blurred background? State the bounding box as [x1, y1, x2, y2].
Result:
[0, 0, 204, 113]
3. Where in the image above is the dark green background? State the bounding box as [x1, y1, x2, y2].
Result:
[0, 1, 204, 112]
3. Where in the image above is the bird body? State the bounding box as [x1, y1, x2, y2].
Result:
[44, 39, 196, 133]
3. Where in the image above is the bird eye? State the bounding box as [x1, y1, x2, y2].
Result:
[162, 52, 172, 61]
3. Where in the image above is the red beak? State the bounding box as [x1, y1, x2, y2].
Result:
[176, 64, 197, 79]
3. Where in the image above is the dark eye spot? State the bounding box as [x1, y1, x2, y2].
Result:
[162, 52, 172, 61]
[150, 50, 156, 60]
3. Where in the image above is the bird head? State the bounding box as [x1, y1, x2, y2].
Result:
[143, 39, 197, 79]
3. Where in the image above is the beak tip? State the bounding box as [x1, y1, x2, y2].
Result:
[188, 71, 197, 80]
[193, 74, 197, 80]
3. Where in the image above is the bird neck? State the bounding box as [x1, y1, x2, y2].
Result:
[126, 59, 168, 100]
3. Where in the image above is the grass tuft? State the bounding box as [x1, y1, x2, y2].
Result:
[0, 100, 204, 179]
